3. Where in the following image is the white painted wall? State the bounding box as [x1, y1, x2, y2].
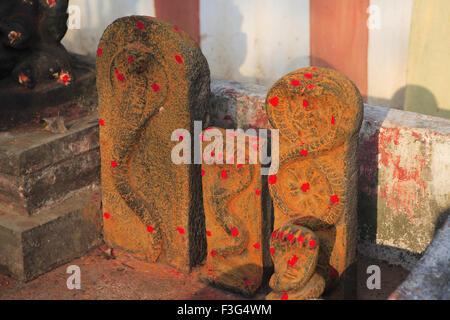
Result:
[62, 0, 155, 56]
[200, 0, 310, 87]
[367, 0, 413, 109]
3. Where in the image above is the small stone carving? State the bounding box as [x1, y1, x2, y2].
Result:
[200, 128, 267, 295]
[96, 16, 210, 272]
[264, 67, 363, 299]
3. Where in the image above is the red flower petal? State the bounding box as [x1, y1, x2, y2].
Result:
[291, 79, 300, 86]
[97, 48, 103, 56]
[110, 161, 117, 168]
[309, 240, 316, 249]
[253, 243, 260, 249]
[206, 230, 212, 236]
[304, 73, 312, 79]
[269, 97, 279, 107]
[147, 225, 154, 233]
[211, 250, 217, 257]
[255, 188, 261, 196]
[268, 175, 277, 185]
[201, 169, 205, 176]
[303, 99, 309, 108]
[331, 116, 336, 125]
[281, 292, 288, 300]
[300, 149, 308, 157]
[173, 26, 179, 31]
[152, 83, 160, 92]
[237, 164, 243, 169]
[177, 227, 185, 235]
[270, 247, 275, 255]
[271, 231, 277, 239]
[137, 21, 144, 30]
[307, 84, 316, 90]
[99, 119, 104, 126]
[128, 56, 134, 64]
[230, 226, 239, 237]
[103, 212, 111, 219]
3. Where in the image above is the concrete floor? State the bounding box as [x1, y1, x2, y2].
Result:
[0, 245, 409, 300]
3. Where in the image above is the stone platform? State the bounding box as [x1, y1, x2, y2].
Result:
[0, 56, 102, 281]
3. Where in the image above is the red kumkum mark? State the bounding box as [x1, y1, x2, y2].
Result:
[281, 292, 288, 300]
[211, 250, 217, 257]
[331, 116, 336, 125]
[115, 69, 124, 82]
[137, 21, 144, 30]
[298, 235, 305, 244]
[206, 231, 212, 237]
[221, 170, 227, 179]
[110, 161, 118, 168]
[300, 149, 308, 157]
[152, 83, 160, 92]
[230, 226, 239, 237]
[269, 97, 279, 107]
[175, 55, 183, 64]
[268, 175, 277, 185]
[103, 212, 111, 219]
[128, 56, 134, 64]
[99, 119, 104, 126]
[177, 227, 185, 235]
[287, 255, 299, 268]
[330, 194, 339, 204]
[147, 225, 154, 233]
[301, 182, 310, 192]
[253, 243, 260, 249]
[255, 189, 261, 196]
[287, 234, 295, 243]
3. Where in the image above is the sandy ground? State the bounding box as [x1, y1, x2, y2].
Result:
[0, 246, 409, 300]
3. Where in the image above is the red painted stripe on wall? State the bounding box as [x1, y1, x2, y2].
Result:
[154, 0, 200, 44]
[310, 0, 369, 100]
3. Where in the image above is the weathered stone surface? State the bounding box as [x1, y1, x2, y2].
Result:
[200, 127, 271, 296]
[0, 114, 100, 215]
[0, 184, 103, 282]
[97, 16, 210, 272]
[263, 67, 363, 300]
[210, 78, 450, 270]
[389, 215, 450, 300]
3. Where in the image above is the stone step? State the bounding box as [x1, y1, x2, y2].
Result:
[0, 113, 100, 215]
[0, 184, 103, 282]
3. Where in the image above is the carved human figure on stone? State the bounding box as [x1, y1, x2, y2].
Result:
[0, 0, 73, 88]
[264, 67, 363, 300]
[200, 128, 266, 295]
[97, 16, 210, 272]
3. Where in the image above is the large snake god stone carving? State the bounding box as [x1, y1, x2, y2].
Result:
[264, 67, 363, 299]
[96, 16, 210, 272]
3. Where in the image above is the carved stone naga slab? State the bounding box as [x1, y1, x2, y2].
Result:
[96, 16, 210, 272]
[199, 127, 270, 296]
[264, 67, 363, 300]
